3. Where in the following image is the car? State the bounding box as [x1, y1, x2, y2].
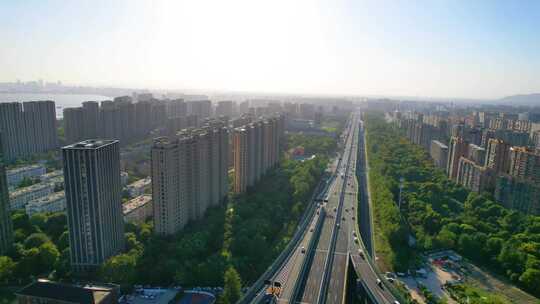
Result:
[334, 207, 337, 212]
[353, 237, 358, 243]
[345, 208, 348, 212]
[376, 279, 383, 288]
[301, 247, 306, 254]
[353, 231, 357, 237]
[394, 301, 401, 304]
[336, 223, 340, 228]
[352, 216, 355, 220]
[342, 216, 345, 221]
[324, 199, 329, 203]
[358, 249, 364, 259]
[386, 278, 395, 283]
[310, 227, 314, 232]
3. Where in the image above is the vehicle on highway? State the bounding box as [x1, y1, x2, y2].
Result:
[358, 249, 364, 259]
[353, 237, 358, 243]
[353, 231, 356, 237]
[386, 277, 395, 283]
[342, 216, 345, 221]
[310, 227, 314, 232]
[352, 216, 355, 220]
[301, 247, 306, 254]
[376, 279, 383, 288]
[336, 223, 340, 228]
[334, 207, 337, 212]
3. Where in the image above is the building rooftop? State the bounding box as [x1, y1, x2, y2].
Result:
[127, 177, 151, 189]
[63, 139, 118, 150]
[123, 195, 152, 214]
[16, 279, 118, 304]
[28, 191, 65, 205]
[7, 164, 44, 175]
[40, 170, 63, 179]
[10, 182, 53, 197]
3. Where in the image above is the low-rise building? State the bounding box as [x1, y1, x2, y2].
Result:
[16, 279, 120, 304]
[126, 177, 151, 197]
[9, 182, 54, 210]
[25, 191, 66, 216]
[123, 195, 152, 223]
[7, 165, 46, 187]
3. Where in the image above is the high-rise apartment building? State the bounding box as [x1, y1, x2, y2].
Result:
[467, 144, 486, 166]
[166, 99, 187, 118]
[495, 175, 540, 215]
[508, 147, 539, 183]
[456, 157, 493, 193]
[232, 115, 284, 194]
[216, 101, 234, 118]
[82, 101, 99, 139]
[187, 100, 212, 119]
[446, 136, 469, 181]
[0, 101, 57, 160]
[63, 108, 85, 144]
[63, 140, 124, 272]
[0, 133, 13, 254]
[485, 138, 511, 174]
[430, 140, 448, 169]
[152, 122, 229, 235]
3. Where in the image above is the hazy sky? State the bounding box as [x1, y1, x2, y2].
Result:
[1, 0, 539, 99]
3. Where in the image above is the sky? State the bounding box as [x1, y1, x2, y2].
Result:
[0, 0, 539, 99]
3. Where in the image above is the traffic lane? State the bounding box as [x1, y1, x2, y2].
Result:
[301, 249, 327, 303]
[275, 207, 323, 302]
[326, 253, 348, 304]
[350, 254, 397, 303]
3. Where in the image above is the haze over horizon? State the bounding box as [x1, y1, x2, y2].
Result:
[1, 0, 539, 99]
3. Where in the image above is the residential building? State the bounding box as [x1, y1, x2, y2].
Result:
[485, 138, 511, 174]
[123, 195, 152, 223]
[25, 191, 66, 216]
[468, 144, 486, 166]
[16, 279, 120, 304]
[495, 175, 540, 215]
[6, 165, 46, 187]
[0, 101, 57, 160]
[63, 139, 124, 272]
[151, 121, 229, 235]
[232, 115, 284, 194]
[456, 157, 494, 193]
[64, 107, 85, 144]
[216, 100, 234, 118]
[187, 100, 212, 119]
[82, 101, 99, 139]
[430, 140, 448, 169]
[447, 136, 469, 181]
[9, 182, 54, 210]
[120, 171, 129, 186]
[508, 147, 540, 183]
[0, 132, 13, 254]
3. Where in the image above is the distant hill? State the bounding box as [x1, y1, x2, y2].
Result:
[497, 93, 540, 106]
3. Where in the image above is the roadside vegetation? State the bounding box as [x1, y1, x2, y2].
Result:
[364, 112, 540, 298]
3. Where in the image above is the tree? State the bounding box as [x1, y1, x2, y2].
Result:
[29, 213, 47, 230]
[24, 233, 50, 249]
[37, 242, 60, 273]
[0, 256, 16, 284]
[100, 253, 137, 286]
[519, 269, 540, 295]
[222, 266, 242, 304]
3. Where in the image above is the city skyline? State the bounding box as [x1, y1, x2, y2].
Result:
[1, 0, 539, 99]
